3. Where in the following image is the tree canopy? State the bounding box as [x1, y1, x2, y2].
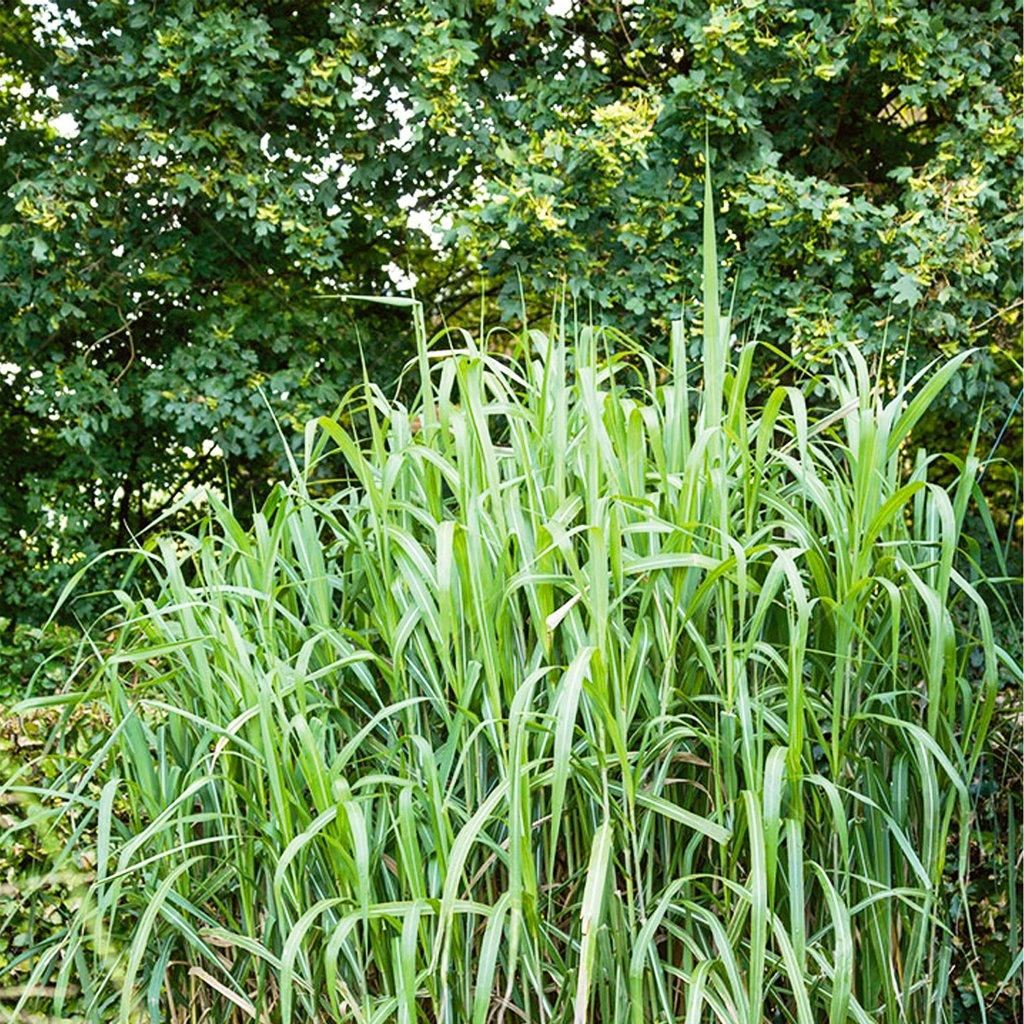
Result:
[1, 0, 1020, 624]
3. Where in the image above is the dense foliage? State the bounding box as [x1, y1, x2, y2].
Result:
[1, 0, 1020, 624]
[5, 201, 1019, 1022]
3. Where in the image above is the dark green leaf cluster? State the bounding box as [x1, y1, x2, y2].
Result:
[0, 0, 1019, 626]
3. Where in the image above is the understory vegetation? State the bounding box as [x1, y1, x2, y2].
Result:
[4, 194, 1019, 1023]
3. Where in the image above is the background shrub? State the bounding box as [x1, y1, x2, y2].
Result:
[1, 0, 1020, 624]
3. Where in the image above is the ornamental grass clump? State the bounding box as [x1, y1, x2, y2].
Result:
[9, 182, 1008, 1023]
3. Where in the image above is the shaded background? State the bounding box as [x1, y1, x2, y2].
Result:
[1, 0, 1019, 626]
